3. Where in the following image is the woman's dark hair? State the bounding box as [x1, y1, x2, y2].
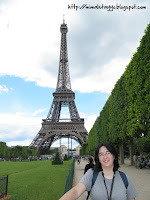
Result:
[94, 143, 119, 172]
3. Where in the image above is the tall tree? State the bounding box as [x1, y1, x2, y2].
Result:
[0, 142, 6, 158]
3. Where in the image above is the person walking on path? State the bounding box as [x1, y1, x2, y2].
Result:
[133, 154, 138, 168]
[59, 143, 137, 200]
[84, 156, 94, 174]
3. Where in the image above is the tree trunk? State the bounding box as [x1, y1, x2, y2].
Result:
[119, 142, 124, 164]
[129, 138, 134, 165]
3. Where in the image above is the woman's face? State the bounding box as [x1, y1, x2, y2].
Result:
[98, 146, 115, 169]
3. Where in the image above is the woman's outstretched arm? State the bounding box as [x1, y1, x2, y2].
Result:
[59, 182, 86, 200]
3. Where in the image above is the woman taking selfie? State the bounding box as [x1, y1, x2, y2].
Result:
[59, 143, 137, 200]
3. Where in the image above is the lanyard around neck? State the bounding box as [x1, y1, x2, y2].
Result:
[102, 172, 115, 200]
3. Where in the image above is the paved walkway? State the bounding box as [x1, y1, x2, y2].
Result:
[72, 159, 150, 200]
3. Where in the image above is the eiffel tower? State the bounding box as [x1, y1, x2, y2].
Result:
[29, 20, 88, 152]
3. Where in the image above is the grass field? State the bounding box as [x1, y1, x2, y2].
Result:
[0, 160, 73, 200]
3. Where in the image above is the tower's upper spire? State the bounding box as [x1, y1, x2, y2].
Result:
[56, 20, 71, 91]
[63, 14, 65, 24]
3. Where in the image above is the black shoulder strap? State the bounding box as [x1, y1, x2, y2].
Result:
[119, 171, 128, 189]
[86, 170, 98, 200]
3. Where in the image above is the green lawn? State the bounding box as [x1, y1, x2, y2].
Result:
[0, 160, 73, 200]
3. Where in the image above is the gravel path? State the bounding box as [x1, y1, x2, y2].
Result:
[72, 159, 150, 200]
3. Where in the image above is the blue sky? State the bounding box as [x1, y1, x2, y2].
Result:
[0, 0, 149, 149]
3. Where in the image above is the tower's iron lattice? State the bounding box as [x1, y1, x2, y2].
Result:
[29, 21, 88, 152]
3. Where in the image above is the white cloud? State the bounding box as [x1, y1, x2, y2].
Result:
[6, 138, 32, 147]
[83, 113, 99, 132]
[72, 57, 129, 93]
[0, 0, 76, 88]
[32, 108, 46, 116]
[0, 85, 9, 94]
[0, 112, 42, 141]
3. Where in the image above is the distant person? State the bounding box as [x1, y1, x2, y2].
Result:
[84, 156, 94, 174]
[77, 157, 80, 164]
[139, 157, 149, 169]
[59, 143, 137, 200]
[133, 154, 138, 168]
